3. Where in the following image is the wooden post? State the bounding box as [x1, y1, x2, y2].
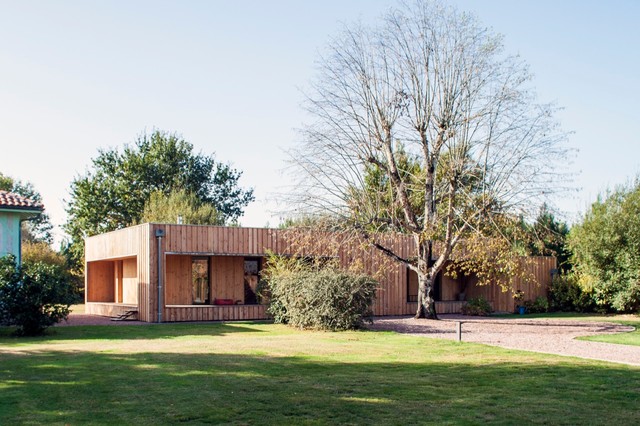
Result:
[456, 321, 462, 342]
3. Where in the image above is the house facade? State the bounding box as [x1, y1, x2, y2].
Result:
[0, 190, 43, 264]
[84, 223, 556, 322]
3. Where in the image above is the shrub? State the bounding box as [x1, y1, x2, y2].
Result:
[461, 296, 492, 316]
[0, 255, 76, 336]
[548, 273, 596, 313]
[523, 296, 549, 314]
[263, 255, 378, 331]
[568, 181, 640, 312]
[22, 241, 84, 300]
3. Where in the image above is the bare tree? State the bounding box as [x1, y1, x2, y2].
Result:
[287, 0, 570, 319]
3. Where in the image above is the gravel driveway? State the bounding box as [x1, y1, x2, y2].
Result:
[369, 315, 639, 366]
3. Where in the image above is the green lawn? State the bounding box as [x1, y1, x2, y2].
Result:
[1, 323, 639, 425]
[499, 312, 640, 346]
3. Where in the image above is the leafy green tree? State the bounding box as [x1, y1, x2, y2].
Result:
[527, 204, 571, 270]
[0, 255, 76, 336]
[0, 172, 53, 244]
[140, 189, 221, 225]
[569, 181, 640, 312]
[64, 130, 254, 268]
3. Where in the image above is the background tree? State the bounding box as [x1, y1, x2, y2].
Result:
[140, 189, 221, 225]
[287, 0, 569, 318]
[526, 204, 571, 271]
[65, 130, 254, 268]
[569, 180, 640, 312]
[0, 172, 53, 244]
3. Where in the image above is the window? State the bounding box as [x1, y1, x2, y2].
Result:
[406, 268, 441, 302]
[192, 257, 209, 304]
[243, 258, 260, 305]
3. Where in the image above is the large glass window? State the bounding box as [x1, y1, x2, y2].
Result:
[243, 258, 260, 305]
[192, 257, 209, 304]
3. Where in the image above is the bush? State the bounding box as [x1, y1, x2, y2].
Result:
[461, 296, 492, 316]
[523, 296, 549, 314]
[23, 241, 84, 300]
[263, 255, 378, 331]
[548, 273, 596, 313]
[568, 181, 640, 312]
[0, 255, 76, 336]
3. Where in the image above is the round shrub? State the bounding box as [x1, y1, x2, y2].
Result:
[461, 296, 492, 316]
[548, 273, 596, 313]
[0, 255, 76, 336]
[263, 256, 378, 331]
[523, 296, 549, 314]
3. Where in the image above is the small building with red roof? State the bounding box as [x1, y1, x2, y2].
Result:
[0, 190, 44, 264]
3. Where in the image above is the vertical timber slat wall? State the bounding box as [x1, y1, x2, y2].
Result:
[86, 224, 557, 321]
[85, 224, 144, 316]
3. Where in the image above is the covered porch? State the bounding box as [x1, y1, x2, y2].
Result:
[163, 253, 267, 322]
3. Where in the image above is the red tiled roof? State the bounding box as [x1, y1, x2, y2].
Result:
[0, 190, 44, 211]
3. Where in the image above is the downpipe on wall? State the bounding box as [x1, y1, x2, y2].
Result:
[155, 228, 165, 323]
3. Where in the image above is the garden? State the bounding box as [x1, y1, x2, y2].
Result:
[1, 321, 639, 425]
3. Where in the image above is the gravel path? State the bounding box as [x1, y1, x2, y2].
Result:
[369, 315, 640, 366]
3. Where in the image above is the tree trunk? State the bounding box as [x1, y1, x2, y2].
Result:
[415, 267, 438, 320]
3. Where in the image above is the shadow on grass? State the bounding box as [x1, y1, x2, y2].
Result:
[0, 322, 266, 342]
[1, 349, 638, 425]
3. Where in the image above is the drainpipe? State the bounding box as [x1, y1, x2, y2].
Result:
[155, 228, 165, 323]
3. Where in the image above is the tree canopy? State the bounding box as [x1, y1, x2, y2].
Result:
[569, 181, 640, 312]
[140, 189, 221, 225]
[0, 172, 53, 244]
[287, 0, 570, 318]
[64, 130, 254, 267]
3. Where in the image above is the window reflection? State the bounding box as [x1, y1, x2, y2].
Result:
[192, 257, 209, 304]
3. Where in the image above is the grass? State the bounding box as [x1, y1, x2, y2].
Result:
[498, 312, 640, 346]
[1, 323, 639, 425]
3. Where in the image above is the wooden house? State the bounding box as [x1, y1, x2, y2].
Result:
[84, 223, 556, 322]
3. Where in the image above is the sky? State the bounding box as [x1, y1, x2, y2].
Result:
[1, 0, 639, 246]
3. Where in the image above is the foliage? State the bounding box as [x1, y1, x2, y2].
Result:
[64, 130, 254, 268]
[0, 255, 76, 336]
[569, 180, 640, 312]
[22, 241, 66, 267]
[513, 290, 525, 304]
[548, 273, 596, 313]
[0, 172, 53, 244]
[523, 296, 549, 314]
[140, 189, 221, 225]
[288, 0, 569, 318]
[447, 213, 538, 292]
[526, 204, 571, 271]
[22, 241, 84, 297]
[262, 254, 378, 330]
[461, 296, 492, 316]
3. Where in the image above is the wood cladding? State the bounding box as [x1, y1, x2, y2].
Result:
[86, 302, 137, 317]
[164, 304, 266, 322]
[465, 256, 556, 313]
[86, 261, 115, 302]
[210, 256, 245, 303]
[122, 258, 137, 304]
[85, 223, 557, 322]
[165, 255, 192, 305]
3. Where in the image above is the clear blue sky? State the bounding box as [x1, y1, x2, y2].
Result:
[1, 0, 638, 245]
